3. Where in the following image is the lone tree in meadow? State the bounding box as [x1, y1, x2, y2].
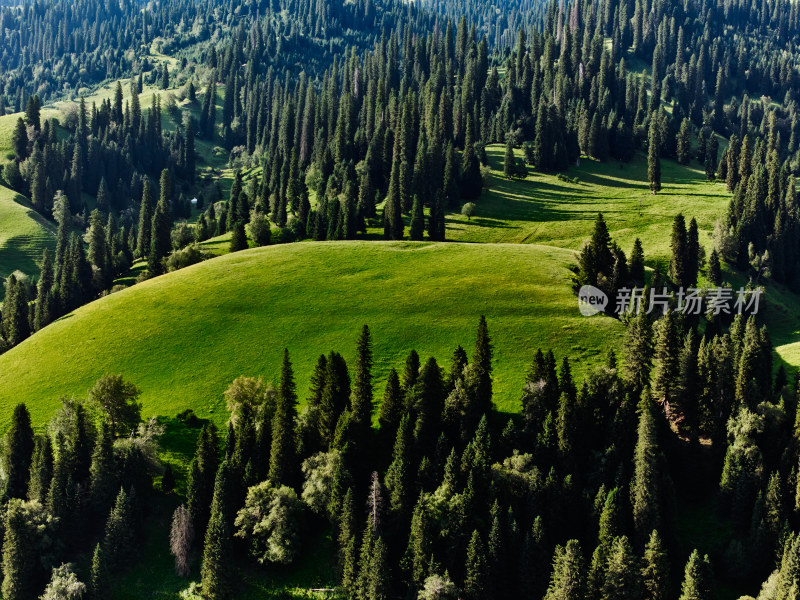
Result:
[88, 374, 142, 436]
[461, 202, 476, 220]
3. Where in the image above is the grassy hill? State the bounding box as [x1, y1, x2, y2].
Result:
[447, 145, 732, 262]
[0, 241, 623, 430]
[0, 185, 56, 283]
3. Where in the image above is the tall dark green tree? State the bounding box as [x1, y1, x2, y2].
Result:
[3, 404, 34, 499]
[269, 349, 298, 485]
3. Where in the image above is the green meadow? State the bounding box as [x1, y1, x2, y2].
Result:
[448, 144, 731, 262]
[0, 241, 624, 431]
[0, 185, 56, 283]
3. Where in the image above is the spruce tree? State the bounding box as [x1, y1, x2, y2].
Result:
[641, 530, 669, 600]
[201, 461, 235, 599]
[27, 434, 53, 503]
[544, 539, 586, 600]
[472, 315, 493, 415]
[149, 169, 173, 276]
[464, 530, 488, 600]
[229, 221, 248, 252]
[410, 195, 424, 241]
[3, 403, 34, 499]
[601, 536, 641, 600]
[11, 117, 27, 160]
[629, 238, 646, 286]
[104, 487, 136, 568]
[670, 214, 688, 288]
[136, 180, 154, 258]
[269, 349, 298, 485]
[631, 392, 666, 546]
[90, 420, 116, 517]
[648, 116, 661, 194]
[708, 250, 722, 286]
[2, 500, 36, 600]
[678, 550, 714, 600]
[89, 543, 111, 600]
[351, 325, 373, 430]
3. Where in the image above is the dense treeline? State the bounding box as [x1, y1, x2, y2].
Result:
[0, 312, 789, 598]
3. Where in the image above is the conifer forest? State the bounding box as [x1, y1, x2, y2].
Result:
[5, 0, 800, 597]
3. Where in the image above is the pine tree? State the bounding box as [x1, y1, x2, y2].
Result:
[629, 238, 646, 286]
[648, 116, 661, 194]
[678, 550, 714, 600]
[631, 392, 667, 546]
[705, 136, 719, 180]
[185, 117, 196, 184]
[601, 536, 641, 600]
[149, 169, 173, 276]
[2, 500, 36, 600]
[27, 435, 53, 503]
[544, 539, 586, 600]
[504, 140, 516, 178]
[641, 530, 669, 600]
[136, 180, 154, 258]
[201, 461, 235, 599]
[652, 310, 681, 406]
[384, 413, 412, 515]
[670, 214, 688, 287]
[269, 349, 298, 485]
[88, 543, 111, 600]
[350, 325, 373, 429]
[384, 145, 404, 240]
[3, 275, 29, 347]
[677, 119, 691, 165]
[104, 487, 136, 568]
[464, 530, 488, 600]
[3, 404, 34, 499]
[472, 315, 493, 415]
[410, 195, 424, 241]
[90, 420, 116, 517]
[378, 369, 402, 435]
[11, 117, 27, 160]
[229, 221, 248, 252]
[708, 250, 722, 286]
[34, 248, 54, 331]
[187, 424, 219, 540]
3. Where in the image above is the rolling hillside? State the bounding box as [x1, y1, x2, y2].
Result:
[0, 240, 623, 429]
[0, 185, 56, 284]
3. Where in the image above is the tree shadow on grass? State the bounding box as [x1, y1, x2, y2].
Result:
[575, 170, 648, 190]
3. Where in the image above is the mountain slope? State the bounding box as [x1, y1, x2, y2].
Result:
[0, 185, 56, 283]
[0, 240, 623, 429]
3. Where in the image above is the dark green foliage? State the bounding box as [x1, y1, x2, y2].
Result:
[229, 221, 248, 252]
[201, 461, 235, 599]
[678, 550, 714, 600]
[3, 404, 34, 499]
[89, 543, 111, 600]
[269, 349, 297, 485]
[104, 487, 137, 568]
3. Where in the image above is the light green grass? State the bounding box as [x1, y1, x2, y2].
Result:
[448, 145, 731, 263]
[0, 241, 623, 430]
[0, 185, 56, 283]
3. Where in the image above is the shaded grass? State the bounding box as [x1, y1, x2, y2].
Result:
[0, 185, 57, 283]
[447, 145, 731, 263]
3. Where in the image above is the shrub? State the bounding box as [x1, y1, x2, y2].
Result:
[171, 221, 195, 250]
[166, 244, 207, 272]
[461, 202, 477, 220]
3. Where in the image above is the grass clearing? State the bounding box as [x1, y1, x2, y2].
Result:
[447, 145, 731, 263]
